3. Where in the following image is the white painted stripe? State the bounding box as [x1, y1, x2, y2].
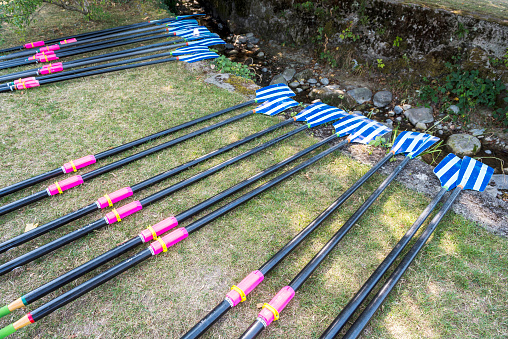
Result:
[333, 115, 365, 129]
[406, 133, 425, 153]
[337, 120, 364, 135]
[460, 160, 476, 187]
[294, 104, 326, 120]
[305, 106, 336, 121]
[391, 132, 411, 153]
[473, 164, 488, 191]
[443, 170, 459, 190]
[435, 156, 460, 178]
[347, 121, 378, 141]
[357, 125, 389, 144]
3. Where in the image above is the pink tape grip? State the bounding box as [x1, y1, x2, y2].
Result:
[39, 62, 63, 75]
[62, 154, 96, 173]
[14, 80, 40, 90]
[258, 286, 295, 326]
[47, 175, 84, 196]
[13, 77, 36, 85]
[36, 54, 59, 62]
[149, 227, 188, 255]
[60, 38, 77, 45]
[104, 201, 142, 224]
[226, 271, 265, 307]
[139, 216, 179, 242]
[24, 41, 45, 49]
[39, 44, 60, 53]
[97, 187, 133, 209]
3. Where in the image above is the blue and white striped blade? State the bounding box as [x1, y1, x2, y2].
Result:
[167, 24, 200, 32]
[171, 46, 209, 56]
[176, 14, 205, 20]
[333, 115, 372, 137]
[254, 97, 299, 116]
[178, 52, 219, 63]
[433, 154, 462, 191]
[188, 38, 225, 47]
[184, 33, 220, 41]
[174, 27, 210, 37]
[349, 121, 392, 144]
[167, 19, 199, 26]
[306, 106, 348, 127]
[390, 131, 440, 157]
[293, 103, 329, 122]
[458, 156, 494, 191]
[255, 84, 295, 103]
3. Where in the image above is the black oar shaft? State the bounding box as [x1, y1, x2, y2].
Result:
[0, 110, 252, 216]
[183, 153, 394, 339]
[0, 96, 251, 199]
[319, 186, 448, 339]
[342, 187, 462, 339]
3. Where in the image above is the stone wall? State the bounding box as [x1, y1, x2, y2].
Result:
[201, 0, 508, 79]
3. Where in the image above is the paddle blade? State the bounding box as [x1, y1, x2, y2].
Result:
[333, 114, 371, 137]
[176, 14, 205, 20]
[188, 38, 225, 47]
[178, 52, 219, 63]
[434, 154, 462, 190]
[390, 131, 440, 157]
[348, 121, 392, 144]
[254, 97, 299, 116]
[171, 46, 209, 56]
[255, 84, 295, 102]
[167, 19, 199, 26]
[185, 33, 220, 41]
[458, 156, 494, 191]
[176, 27, 211, 38]
[293, 103, 329, 122]
[167, 24, 200, 32]
[306, 105, 348, 127]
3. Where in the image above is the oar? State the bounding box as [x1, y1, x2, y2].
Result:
[0, 83, 291, 200]
[0, 113, 357, 338]
[0, 15, 203, 54]
[0, 39, 222, 89]
[0, 99, 302, 273]
[340, 156, 493, 339]
[0, 87, 298, 255]
[238, 132, 440, 339]
[0, 102, 344, 317]
[319, 153, 463, 338]
[182, 119, 404, 339]
[0, 86, 300, 216]
[0, 31, 217, 84]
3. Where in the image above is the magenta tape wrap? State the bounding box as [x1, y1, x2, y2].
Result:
[47, 175, 84, 196]
[60, 38, 77, 45]
[36, 54, 59, 63]
[39, 44, 60, 53]
[14, 80, 40, 90]
[139, 216, 179, 242]
[104, 201, 142, 224]
[24, 41, 45, 49]
[97, 187, 133, 209]
[258, 286, 295, 326]
[149, 227, 188, 255]
[28, 52, 54, 60]
[62, 155, 97, 174]
[14, 77, 36, 85]
[226, 271, 265, 307]
[39, 62, 63, 75]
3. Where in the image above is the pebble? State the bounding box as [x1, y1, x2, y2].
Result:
[289, 81, 300, 88]
[438, 130, 444, 135]
[227, 50, 238, 55]
[485, 150, 492, 155]
[395, 117, 402, 122]
[394, 105, 404, 115]
[353, 111, 363, 115]
[296, 88, 303, 93]
[247, 44, 254, 49]
[386, 119, 393, 125]
[311, 99, 322, 104]
[446, 133, 482, 156]
[320, 78, 329, 85]
[448, 105, 460, 114]
[236, 35, 247, 44]
[224, 43, 234, 50]
[347, 87, 373, 104]
[373, 91, 393, 108]
[470, 128, 485, 136]
[282, 68, 296, 81]
[388, 111, 395, 117]
[246, 33, 254, 38]
[249, 38, 260, 44]
[257, 52, 265, 58]
[402, 104, 411, 110]
[261, 67, 268, 73]
[308, 78, 318, 84]
[415, 122, 427, 130]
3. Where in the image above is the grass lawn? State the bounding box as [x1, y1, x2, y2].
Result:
[0, 2, 507, 338]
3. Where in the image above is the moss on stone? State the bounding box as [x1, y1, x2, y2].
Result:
[224, 75, 257, 96]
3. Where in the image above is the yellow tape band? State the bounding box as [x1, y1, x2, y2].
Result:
[231, 285, 246, 302]
[69, 160, 77, 172]
[104, 194, 113, 207]
[262, 303, 279, 321]
[55, 182, 63, 194]
[157, 238, 168, 252]
[112, 208, 121, 222]
[147, 225, 157, 240]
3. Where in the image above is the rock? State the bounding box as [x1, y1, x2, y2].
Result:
[224, 43, 235, 50]
[491, 174, 508, 189]
[448, 105, 460, 114]
[386, 119, 393, 125]
[485, 149, 492, 155]
[395, 116, 402, 122]
[246, 44, 254, 49]
[296, 88, 303, 93]
[289, 81, 300, 88]
[446, 134, 482, 156]
[294, 69, 314, 82]
[257, 52, 265, 58]
[415, 122, 427, 130]
[388, 111, 395, 117]
[347, 88, 373, 104]
[227, 49, 238, 56]
[246, 33, 254, 38]
[311, 99, 322, 104]
[205, 73, 236, 92]
[236, 35, 247, 44]
[282, 68, 296, 81]
[352, 111, 363, 115]
[307, 78, 318, 84]
[438, 129, 444, 135]
[261, 67, 268, 73]
[320, 77, 329, 85]
[249, 37, 260, 44]
[270, 74, 287, 86]
[308, 85, 356, 108]
[394, 105, 404, 115]
[470, 128, 485, 136]
[404, 107, 434, 126]
[301, 85, 310, 90]
[373, 91, 393, 107]
[402, 104, 412, 110]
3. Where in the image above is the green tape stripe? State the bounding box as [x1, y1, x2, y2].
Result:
[0, 306, 10, 318]
[0, 324, 16, 339]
